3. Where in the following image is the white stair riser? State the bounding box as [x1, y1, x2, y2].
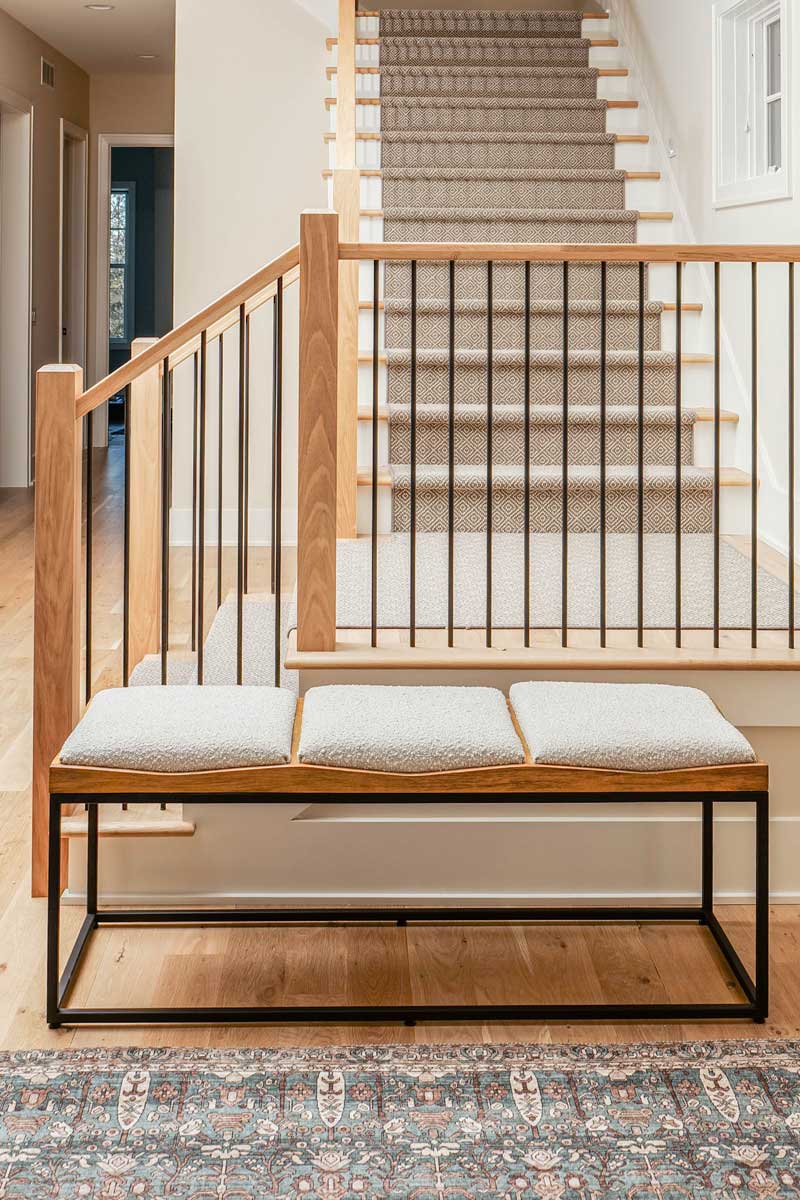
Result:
[613, 141, 654, 171]
[326, 176, 382, 209]
[692, 420, 739, 468]
[358, 417, 390, 467]
[357, 480, 393, 535]
[583, 17, 612, 37]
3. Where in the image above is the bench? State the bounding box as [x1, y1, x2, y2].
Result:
[47, 682, 768, 1027]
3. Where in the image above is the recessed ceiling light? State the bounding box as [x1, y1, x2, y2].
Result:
[84, 4, 115, 11]
[137, 53, 158, 59]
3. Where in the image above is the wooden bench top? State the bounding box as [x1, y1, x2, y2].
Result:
[50, 700, 767, 797]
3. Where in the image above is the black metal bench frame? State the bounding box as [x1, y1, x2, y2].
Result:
[47, 788, 769, 1026]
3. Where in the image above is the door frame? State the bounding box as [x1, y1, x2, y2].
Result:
[59, 119, 89, 369]
[0, 84, 33, 486]
[94, 131, 174, 444]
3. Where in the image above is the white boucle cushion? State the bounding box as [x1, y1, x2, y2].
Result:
[298, 685, 525, 773]
[509, 681, 756, 772]
[59, 686, 297, 772]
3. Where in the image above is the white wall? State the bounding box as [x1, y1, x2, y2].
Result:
[172, 0, 328, 543]
[610, 0, 800, 555]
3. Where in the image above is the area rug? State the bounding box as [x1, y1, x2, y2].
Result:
[2, 1041, 800, 1197]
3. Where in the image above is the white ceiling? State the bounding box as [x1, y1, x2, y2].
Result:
[3, 0, 176, 75]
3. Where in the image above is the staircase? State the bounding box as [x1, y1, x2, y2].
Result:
[326, 5, 750, 544]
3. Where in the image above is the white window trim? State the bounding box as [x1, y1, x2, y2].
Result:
[109, 181, 136, 349]
[712, 0, 792, 209]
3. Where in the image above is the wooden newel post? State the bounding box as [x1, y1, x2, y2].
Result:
[297, 209, 339, 652]
[32, 364, 83, 898]
[128, 339, 162, 670]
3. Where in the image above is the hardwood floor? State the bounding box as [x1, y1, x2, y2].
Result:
[2, 448, 799, 1050]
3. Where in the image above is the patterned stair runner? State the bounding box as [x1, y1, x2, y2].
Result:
[379, 6, 710, 534]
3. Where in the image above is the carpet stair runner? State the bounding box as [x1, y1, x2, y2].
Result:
[378, 6, 710, 534]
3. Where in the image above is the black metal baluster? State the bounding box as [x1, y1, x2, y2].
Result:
[790, 261, 796, 650]
[191, 353, 198, 651]
[713, 263, 721, 648]
[524, 259, 532, 646]
[675, 261, 683, 648]
[217, 336, 224, 611]
[85, 410, 93, 702]
[637, 260, 645, 647]
[160, 359, 171, 685]
[122, 385, 131, 685]
[197, 330, 207, 685]
[486, 259, 493, 647]
[448, 258, 456, 648]
[244, 314, 251, 596]
[751, 262, 758, 648]
[599, 261, 607, 648]
[271, 296, 278, 596]
[237, 303, 246, 684]
[561, 260, 569, 647]
[410, 259, 418, 647]
[371, 258, 380, 648]
[274, 277, 284, 688]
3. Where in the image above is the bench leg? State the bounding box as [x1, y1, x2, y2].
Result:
[755, 791, 770, 1022]
[701, 798, 714, 924]
[46, 795, 62, 1028]
[47, 798, 101, 1028]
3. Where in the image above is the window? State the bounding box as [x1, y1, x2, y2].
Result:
[713, 0, 791, 207]
[109, 183, 135, 344]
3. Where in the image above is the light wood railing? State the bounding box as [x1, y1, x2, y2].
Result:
[32, 245, 300, 896]
[296, 228, 800, 660]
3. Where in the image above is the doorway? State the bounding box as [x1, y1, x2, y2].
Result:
[107, 147, 174, 435]
[0, 87, 33, 487]
[95, 133, 174, 444]
[59, 121, 88, 369]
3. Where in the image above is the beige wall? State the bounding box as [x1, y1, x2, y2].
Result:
[0, 6, 89, 388]
[87, 73, 175, 399]
[171, 0, 327, 543]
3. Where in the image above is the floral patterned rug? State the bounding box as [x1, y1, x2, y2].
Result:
[1, 1040, 799, 1198]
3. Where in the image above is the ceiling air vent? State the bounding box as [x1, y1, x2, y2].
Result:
[41, 58, 55, 89]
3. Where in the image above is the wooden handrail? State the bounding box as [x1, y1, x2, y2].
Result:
[340, 242, 800, 263]
[76, 243, 300, 419]
[168, 264, 300, 374]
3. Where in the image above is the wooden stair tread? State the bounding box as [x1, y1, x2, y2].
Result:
[359, 352, 715, 364]
[325, 170, 661, 182]
[356, 405, 739, 423]
[324, 131, 381, 141]
[328, 96, 638, 108]
[286, 627, 796, 675]
[356, 467, 752, 487]
[326, 36, 618, 47]
[359, 209, 673, 220]
[62, 806, 196, 838]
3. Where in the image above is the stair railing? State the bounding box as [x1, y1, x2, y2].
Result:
[32, 243, 299, 896]
[296, 228, 800, 664]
